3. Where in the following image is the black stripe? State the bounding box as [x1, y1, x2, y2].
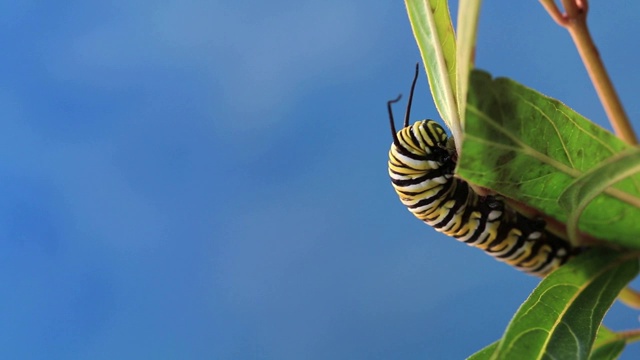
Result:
[463, 205, 490, 244]
[390, 168, 448, 187]
[516, 240, 548, 269]
[451, 192, 480, 238]
[433, 181, 469, 230]
[391, 145, 442, 162]
[487, 221, 525, 259]
[406, 180, 453, 210]
[408, 126, 422, 148]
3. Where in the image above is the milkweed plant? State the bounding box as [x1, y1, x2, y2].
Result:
[395, 1, 640, 358]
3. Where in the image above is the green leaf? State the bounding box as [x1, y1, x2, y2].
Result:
[466, 294, 634, 360]
[589, 327, 626, 360]
[558, 147, 640, 245]
[459, 70, 640, 248]
[491, 248, 639, 360]
[466, 328, 628, 360]
[455, 0, 482, 129]
[405, 0, 461, 141]
[466, 341, 498, 360]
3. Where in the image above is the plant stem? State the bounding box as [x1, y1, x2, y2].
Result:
[618, 286, 640, 309]
[617, 328, 640, 344]
[539, 0, 638, 145]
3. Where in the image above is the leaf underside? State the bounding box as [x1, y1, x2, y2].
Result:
[459, 70, 640, 249]
[405, 0, 461, 141]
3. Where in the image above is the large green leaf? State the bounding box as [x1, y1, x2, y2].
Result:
[405, 0, 461, 141]
[491, 248, 639, 359]
[467, 327, 627, 360]
[458, 70, 640, 248]
[466, 341, 498, 360]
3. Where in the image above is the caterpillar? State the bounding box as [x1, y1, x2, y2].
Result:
[387, 66, 574, 276]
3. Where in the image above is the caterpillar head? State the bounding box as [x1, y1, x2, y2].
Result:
[387, 64, 455, 175]
[388, 111, 456, 179]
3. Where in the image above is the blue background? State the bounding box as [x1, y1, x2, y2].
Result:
[2, 1, 640, 359]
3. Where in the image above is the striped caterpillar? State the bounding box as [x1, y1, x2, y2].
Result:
[387, 67, 574, 276]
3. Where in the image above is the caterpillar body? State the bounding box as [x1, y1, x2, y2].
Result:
[387, 67, 574, 276]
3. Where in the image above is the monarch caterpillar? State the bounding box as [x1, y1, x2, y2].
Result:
[387, 66, 574, 276]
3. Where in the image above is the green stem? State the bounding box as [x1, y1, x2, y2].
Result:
[616, 328, 640, 344]
[618, 286, 640, 309]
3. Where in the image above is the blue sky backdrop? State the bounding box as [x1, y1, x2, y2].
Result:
[2, 1, 640, 359]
